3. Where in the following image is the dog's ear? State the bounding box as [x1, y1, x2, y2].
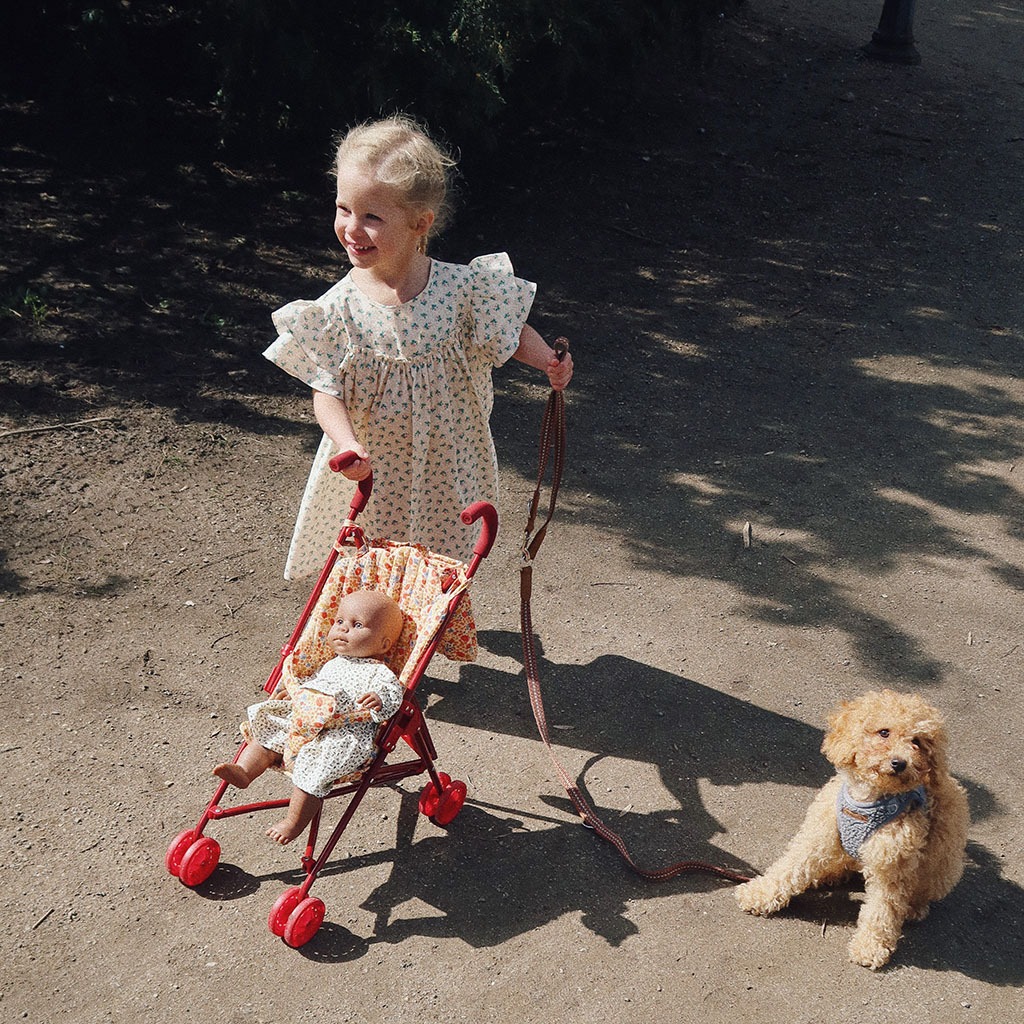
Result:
[914, 713, 949, 775]
[821, 700, 858, 768]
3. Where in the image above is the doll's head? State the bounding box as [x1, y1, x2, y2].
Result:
[332, 115, 456, 251]
[327, 590, 405, 660]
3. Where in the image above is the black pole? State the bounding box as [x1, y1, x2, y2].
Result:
[862, 0, 921, 65]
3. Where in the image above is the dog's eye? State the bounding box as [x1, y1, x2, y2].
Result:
[911, 738, 922, 748]
[878, 729, 890, 738]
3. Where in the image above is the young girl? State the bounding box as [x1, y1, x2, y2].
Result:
[264, 115, 574, 579]
[213, 589, 406, 845]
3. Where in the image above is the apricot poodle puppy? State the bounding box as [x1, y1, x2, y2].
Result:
[735, 689, 969, 969]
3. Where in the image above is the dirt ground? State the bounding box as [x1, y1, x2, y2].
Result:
[2, 1, 1023, 1021]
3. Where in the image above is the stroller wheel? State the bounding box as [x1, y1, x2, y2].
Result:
[433, 779, 468, 826]
[177, 836, 221, 887]
[165, 829, 198, 877]
[268, 886, 304, 937]
[418, 773, 451, 818]
[283, 897, 325, 948]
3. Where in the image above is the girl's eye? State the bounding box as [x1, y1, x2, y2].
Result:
[878, 729, 890, 738]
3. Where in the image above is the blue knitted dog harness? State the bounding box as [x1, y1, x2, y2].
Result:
[836, 783, 928, 858]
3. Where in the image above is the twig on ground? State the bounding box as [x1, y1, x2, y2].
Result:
[0, 416, 120, 439]
[30, 908, 54, 931]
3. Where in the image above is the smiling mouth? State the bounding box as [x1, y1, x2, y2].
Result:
[347, 242, 374, 255]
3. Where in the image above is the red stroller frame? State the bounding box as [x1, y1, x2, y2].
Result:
[165, 453, 498, 948]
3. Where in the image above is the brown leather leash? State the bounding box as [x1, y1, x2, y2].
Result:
[519, 341, 750, 884]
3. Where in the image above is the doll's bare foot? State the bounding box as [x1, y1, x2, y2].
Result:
[266, 788, 321, 845]
[266, 819, 303, 845]
[213, 762, 252, 788]
[213, 742, 280, 789]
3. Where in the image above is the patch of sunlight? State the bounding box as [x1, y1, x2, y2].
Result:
[925, 407, 1024, 441]
[670, 472, 725, 498]
[907, 306, 950, 321]
[726, 520, 828, 558]
[582, 757, 681, 816]
[387, 897, 447, 921]
[761, 258, 807, 272]
[651, 330, 708, 360]
[981, 4, 1024, 27]
[847, 354, 921, 382]
[676, 272, 719, 291]
[854, 354, 1024, 385]
[734, 313, 772, 329]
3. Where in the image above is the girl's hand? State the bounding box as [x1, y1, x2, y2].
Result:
[546, 346, 573, 391]
[330, 444, 372, 481]
[356, 692, 383, 713]
[339, 453, 372, 481]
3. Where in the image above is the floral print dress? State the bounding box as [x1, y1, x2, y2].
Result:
[264, 253, 535, 579]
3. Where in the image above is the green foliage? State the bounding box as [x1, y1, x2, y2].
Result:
[1, 288, 52, 326]
[6, 1, 712, 157]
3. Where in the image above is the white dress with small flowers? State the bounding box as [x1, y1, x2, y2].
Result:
[264, 253, 535, 579]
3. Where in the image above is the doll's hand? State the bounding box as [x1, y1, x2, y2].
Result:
[546, 344, 573, 391]
[356, 692, 383, 713]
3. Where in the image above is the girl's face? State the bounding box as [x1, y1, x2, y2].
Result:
[334, 163, 433, 275]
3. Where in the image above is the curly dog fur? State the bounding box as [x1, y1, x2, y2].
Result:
[735, 689, 969, 969]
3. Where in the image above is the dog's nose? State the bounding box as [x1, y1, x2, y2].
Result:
[891, 758, 907, 774]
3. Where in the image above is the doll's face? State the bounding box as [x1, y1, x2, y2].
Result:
[327, 591, 402, 659]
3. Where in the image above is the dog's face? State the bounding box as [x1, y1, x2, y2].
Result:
[821, 689, 947, 794]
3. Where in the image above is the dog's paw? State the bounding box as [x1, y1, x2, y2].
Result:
[906, 903, 931, 924]
[734, 878, 787, 916]
[848, 931, 895, 970]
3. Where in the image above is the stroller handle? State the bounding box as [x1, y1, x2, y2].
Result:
[329, 450, 373, 515]
[461, 501, 498, 558]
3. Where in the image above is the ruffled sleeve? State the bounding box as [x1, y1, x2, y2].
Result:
[467, 253, 536, 365]
[263, 297, 349, 396]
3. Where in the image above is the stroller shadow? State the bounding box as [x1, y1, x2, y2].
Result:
[295, 794, 734, 964]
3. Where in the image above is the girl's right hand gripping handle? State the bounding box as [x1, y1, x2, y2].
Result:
[461, 501, 498, 559]
[329, 450, 373, 518]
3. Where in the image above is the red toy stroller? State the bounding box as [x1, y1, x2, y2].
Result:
[165, 452, 497, 948]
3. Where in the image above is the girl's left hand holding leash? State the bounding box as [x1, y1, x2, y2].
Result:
[546, 341, 573, 392]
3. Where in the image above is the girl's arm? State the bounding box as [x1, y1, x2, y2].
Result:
[312, 390, 371, 481]
[512, 324, 573, 391]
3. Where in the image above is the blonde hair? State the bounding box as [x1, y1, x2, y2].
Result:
[332, 115, 456, 248]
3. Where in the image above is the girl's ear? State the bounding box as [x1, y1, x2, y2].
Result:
[413, 208, 435, 238]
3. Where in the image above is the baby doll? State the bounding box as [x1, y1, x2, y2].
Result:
[214, 589, 405, 844]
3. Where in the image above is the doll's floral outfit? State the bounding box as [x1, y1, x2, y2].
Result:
[244, 656, 402, 798]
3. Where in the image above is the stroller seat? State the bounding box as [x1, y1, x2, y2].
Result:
[166, 480, 497, 949]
